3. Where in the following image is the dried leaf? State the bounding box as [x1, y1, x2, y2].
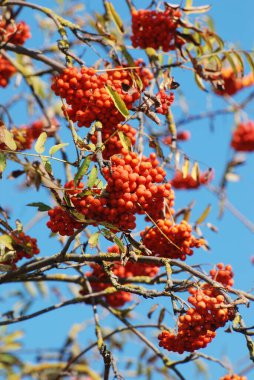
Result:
[147, 304, 159, 319]
[191, 161, 200, 182]
[182, 156, 190, 178]
[195, 204, 211, 225]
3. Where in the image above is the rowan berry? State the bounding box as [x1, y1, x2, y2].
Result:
[0, 55, 16, 87]
[231, 121, 254, 152]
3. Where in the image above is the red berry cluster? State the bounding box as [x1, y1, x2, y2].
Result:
[210, 263, 234, 288]
[52, 66, 144, 128]
[170, 169, 213, 190]
[214, 67, 254, 96]
[158, 266, 235, 353]
[231, 121, 254, 152]
[0, 55, 16, 87]
[220, 375, 247, 380]
[80, 245, 159, 308]
[0, 19, 31, 45]
[11, 231, 40, 262]
[90, 123, 136, 160]
[141, 219, 205, 261]
[47, 205, 84, 236]
[163, 130, 191, 145]
[155, 90, 175, 115]
[131, 8, 184, 51]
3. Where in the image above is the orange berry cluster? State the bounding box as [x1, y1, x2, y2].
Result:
[80, 245, 159, 308]
[102, 149, 175, 227]
[131, 8, 184, 51]
[141, 219, 204, 261]
[170, 169, 213, 190]
[231, 121, 254, 152]
[155, 90, 175, 115]
[210, 263, 234, 288]
[0, 19, 31, 45]
[51, 64, 152, 128]
[220, 375, 247, 380]
[214, 67, 254, 96]
[163, 130, 191, 145]
[0, 55, 16, 87]
[0, 119, 59, 151]
[158, 265, 235, 353]
[47, 151, 175, 234]
[90, 123, 136, 160]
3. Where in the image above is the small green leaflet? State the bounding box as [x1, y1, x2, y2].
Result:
[105, 84, 130, 119]
[105, 2, 124, 33]
[49, 143, 69, 156]
[88, 232, 100, 248]
[74, 154, 92, 185]
[34, 132, 47, 154]
[0, 153, 6, 177]
[118, 131, 131, 151]
[27, 202, 51, 212]
[113, 235, 125, 253]
[194, 73, 207, 92]
[87, 166, 98, 188]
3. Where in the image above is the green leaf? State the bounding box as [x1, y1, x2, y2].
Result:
[49, 143, 69, 156]
[74, 154, 93, 185]
[105, 2, 124, 33]
[88, 232, 100, 248]
[113, 236, 125, 253]
[105, 84, 130, 119]
[225, 52, 239, 76]
[243, 51, 254, 74]
[118, 131, 131, 151]
[27, 202, 51, 212]
[194, 73, 207, 91]
[0, 234, 13, 250]
[34, 132, 47, 154]
[87, 166, 98, 188]
[0, 153, 6, 177]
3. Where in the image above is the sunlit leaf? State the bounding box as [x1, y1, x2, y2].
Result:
[195, 204, 211, 225]
[113, 235, 125, 253]
[34, 132, 47, 154]
[105, 2, 124, 33]
[225, 172, 240, 182]
[118, 131, 131, 151]
[182, 157, 190, 178]
[0, 234, 13, 250]
[0, 127, 17, 151]
[243, 51, 254, 74]
[194, 73, 207, 91]
[191, 161, 200, 182]
[88, 232, 100, 248]
[49, 143, 69, 156]
[182, 5, 211, 14]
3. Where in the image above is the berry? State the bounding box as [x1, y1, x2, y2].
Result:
[219, 375, 247, 380]
[171, 169, 213, 190]
[231, 121, 254, 152]
[0, 19, 31, 45]
[131, 8, 184, 52]
[141, 219, 205, 261]
[0, 55, 16, 87]
[163, 130, 191, 145]
[214, 67, 254, 96]
[155, 90, 174, 115]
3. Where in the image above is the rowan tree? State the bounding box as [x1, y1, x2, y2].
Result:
[0, 0, 254, 379]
